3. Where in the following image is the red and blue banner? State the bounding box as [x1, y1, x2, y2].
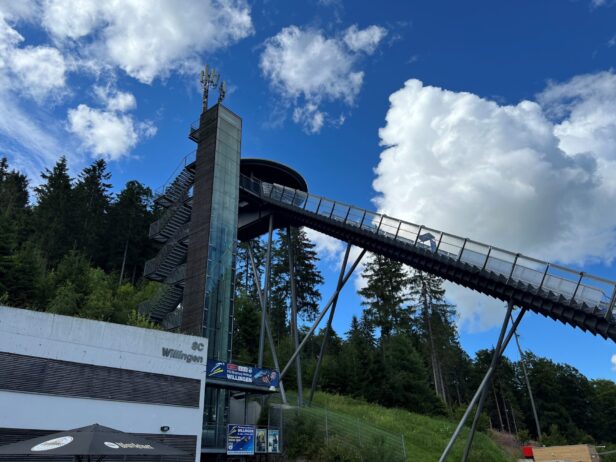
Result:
[206, 360, 280, 388]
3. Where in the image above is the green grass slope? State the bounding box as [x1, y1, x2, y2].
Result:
[304, 392, 515, 462]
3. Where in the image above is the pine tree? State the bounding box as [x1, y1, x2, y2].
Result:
[0, 157, 30, 230]
[269, 228, 323, 342]
[409, 270, 457, 403]
[33, 156, 76, 266]
[235, 238, 265, 297]
[232, 290, 261, 364]
[377, 334, 446, 415]
[358, 254, 412, 340]
[106, 180, 155, 281]
[0, 157, 32, 301]
[73, 159, 112, 266]
[342, 315, 376, 398]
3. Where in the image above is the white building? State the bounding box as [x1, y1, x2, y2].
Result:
[0, 306, 207, 462]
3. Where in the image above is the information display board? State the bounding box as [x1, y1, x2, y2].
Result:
[207, 360, 280, 388]
[226, 424, 255, 456]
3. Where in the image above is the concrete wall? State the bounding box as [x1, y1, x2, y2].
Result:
[0, 306, 208, 461]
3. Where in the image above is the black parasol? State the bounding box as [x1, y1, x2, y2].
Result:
[0, 423, 187, 461]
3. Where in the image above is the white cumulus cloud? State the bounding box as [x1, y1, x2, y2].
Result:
[41, 0, 254, 83]
[9, 46, 67, 100]
[343, 25, 387, 54]
[260, 24, 386, 133]
[612, 354, 616, 371]
[93, 85, 137, 112]
[305, 228, 345, 263]
[67, 104, 156, 160]
[0, 8, 67, 101]
[292, 103, 325, 134]
[371, 74, 616, 331]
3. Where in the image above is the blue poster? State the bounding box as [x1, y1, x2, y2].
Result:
[207, 360, 280, 388]
[227, 424, 255, 455]
[268, 428, 281, 453]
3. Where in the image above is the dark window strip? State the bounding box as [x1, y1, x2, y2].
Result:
[0, 352, 201, 408]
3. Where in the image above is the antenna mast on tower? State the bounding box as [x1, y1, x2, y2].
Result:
[200, 65, 226, 111]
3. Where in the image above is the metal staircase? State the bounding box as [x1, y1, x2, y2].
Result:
[141, 158, 196, 322]
[144, 226, 190, 281]
[154, 163, 196, 207]
[238, 174, 616, 341]
[139, 283, 185, 322]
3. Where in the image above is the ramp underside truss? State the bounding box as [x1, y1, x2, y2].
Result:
[238, 175, 616, 342]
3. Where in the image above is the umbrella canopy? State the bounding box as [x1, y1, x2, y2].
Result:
[0, 424, 187, 459]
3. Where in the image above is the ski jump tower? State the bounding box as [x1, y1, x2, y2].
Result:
[143, 68, 616, 461]
[142, 68, 308, 459]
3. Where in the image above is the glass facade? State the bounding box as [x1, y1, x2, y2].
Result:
[201, 105, 241, 449]
[202, 106, 241, 358]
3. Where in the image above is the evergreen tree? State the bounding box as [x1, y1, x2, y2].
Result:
[341, 315, 376, 399]
[0, 157, 32, 300]
[377, 334, 446, 415]
[73, 159, 111, 266]
[358, 254, 412, 340]
[232, 290, 261, 364]
[269, 228, 323, 342]
[0, 156, 30, 241]
[409, 270, 456, 403]
[33, 156, 76, 266]
[235, 239, 265, 296]
[106, 180, 155, 281]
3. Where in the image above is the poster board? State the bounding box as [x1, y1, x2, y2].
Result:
[268, 428, 281, 453]
[255, 428, 267, 453]
[226, 424, 255, 455]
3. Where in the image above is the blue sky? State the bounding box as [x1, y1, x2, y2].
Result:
[2, 0, 616, 379]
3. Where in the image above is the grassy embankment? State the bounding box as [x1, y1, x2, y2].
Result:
[294, 392, 515, 462]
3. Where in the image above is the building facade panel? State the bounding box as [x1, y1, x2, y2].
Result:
[0, 306, 207, 462]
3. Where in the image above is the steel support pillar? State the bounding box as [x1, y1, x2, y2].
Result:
[439, 302, 526, 462]
[287, 226, 303, 407]
[258, 215, 274, 368]
[308, 242, 352, 406]
[248, 242, 288, 405]
[460, 301, 514, 462]
[514, 329, 541, 440]
[280, 249, 366, 379]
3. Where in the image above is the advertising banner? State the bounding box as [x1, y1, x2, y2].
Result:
[207, 360, 280, 388]
[255, 428, 267, 453]
[268, 429, 281, 453]
[226, 424, 255, 456]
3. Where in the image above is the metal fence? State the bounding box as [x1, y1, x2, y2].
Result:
[239, 174, 616, 318]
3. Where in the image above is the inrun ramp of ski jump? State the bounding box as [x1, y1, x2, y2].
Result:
[238, 175, 616, 342]
[144, 158, 616, 341]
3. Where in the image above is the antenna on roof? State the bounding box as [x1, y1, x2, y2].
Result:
[218, 81, 226, 104]
[200, 65, 226, 111]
